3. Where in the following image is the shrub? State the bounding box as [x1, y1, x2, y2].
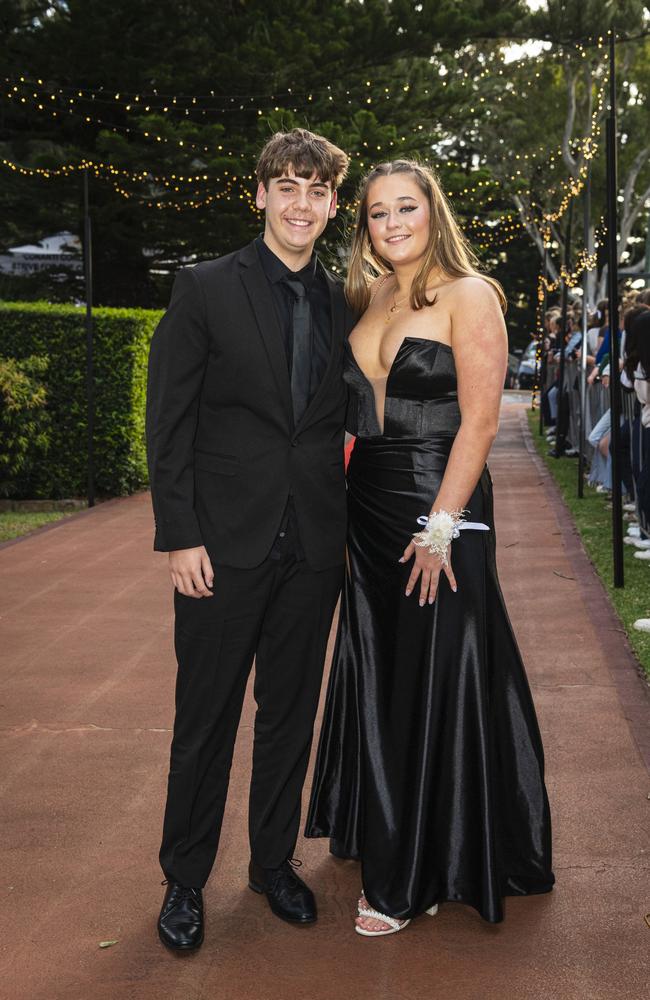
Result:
[0, 354, 50, 497]
[0, 301, 162, 498]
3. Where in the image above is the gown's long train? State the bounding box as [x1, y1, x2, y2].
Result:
[305, 336, 554, 923]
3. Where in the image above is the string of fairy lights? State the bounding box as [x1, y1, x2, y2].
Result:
[0, 32, 633, 264]
[2, 58, 609, 191]
[1, 33, 610, 185]
[0, 81, 608, 254]
[4, 26, 631, 113]
[0, 150, 510, 208]
[3, 72, 586, 172]
[0, 144, 535, 246]
[2, 34, 607, 121]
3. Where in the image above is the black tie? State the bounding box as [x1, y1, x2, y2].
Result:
[284, 277, 312, 424]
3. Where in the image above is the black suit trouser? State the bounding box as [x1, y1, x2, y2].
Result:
[159, 536, 343, 888]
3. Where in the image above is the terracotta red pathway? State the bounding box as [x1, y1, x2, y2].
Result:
[1, 398, 648, 1000]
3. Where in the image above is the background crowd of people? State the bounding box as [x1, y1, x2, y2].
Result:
[537, 287, 650, 592]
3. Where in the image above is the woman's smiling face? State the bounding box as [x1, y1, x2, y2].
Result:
[366, 173, 431, 268]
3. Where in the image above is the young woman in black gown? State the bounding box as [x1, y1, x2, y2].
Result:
[305, 160, 554, 935]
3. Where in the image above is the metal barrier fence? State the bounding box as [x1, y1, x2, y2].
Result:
[538, 359, 647, 537]
[539, 358, 625, 461]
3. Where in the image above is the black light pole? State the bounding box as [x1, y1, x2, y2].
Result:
[83, 166, 95, 508]
[606, 30, 623, 587]
[578, 157, 591, 499]
[553, 198, 573, 458]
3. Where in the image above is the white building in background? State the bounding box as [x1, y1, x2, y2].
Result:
[0, 231, 82, 275]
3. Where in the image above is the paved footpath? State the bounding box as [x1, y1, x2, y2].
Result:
[1, 398, 648, 1000]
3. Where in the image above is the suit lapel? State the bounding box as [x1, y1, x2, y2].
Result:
[238, 242, 293, 424]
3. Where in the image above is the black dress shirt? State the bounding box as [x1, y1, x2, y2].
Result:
[254, 235, 331, 408]
[255, 236, 332, 562]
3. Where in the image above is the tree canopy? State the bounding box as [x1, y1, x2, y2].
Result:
[1, 0, 649, 345]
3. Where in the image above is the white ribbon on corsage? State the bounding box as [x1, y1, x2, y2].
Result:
[415, 515, 490, 535]
[413, 509, 490, 564]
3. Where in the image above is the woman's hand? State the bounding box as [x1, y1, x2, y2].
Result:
[400, 538, 457, 606]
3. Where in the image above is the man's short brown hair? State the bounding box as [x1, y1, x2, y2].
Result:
[256, 128, 349, 191]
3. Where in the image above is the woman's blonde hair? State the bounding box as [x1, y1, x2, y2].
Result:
[345, 159, 507, 315]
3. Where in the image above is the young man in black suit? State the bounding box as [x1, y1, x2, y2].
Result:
[146, 129, 352, 950]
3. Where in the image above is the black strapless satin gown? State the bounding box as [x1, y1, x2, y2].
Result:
[305, 336, 554, 923]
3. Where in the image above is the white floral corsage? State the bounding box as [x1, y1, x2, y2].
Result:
[412, 508, 471, 565]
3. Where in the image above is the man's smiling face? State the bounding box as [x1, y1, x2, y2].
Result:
[256, 166, 338, 264]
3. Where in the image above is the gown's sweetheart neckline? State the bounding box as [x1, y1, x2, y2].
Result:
[345, 336, 455, 436]
[345, 335, 453, 387]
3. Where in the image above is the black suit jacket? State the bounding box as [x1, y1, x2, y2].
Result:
[145, 240, 355, 570]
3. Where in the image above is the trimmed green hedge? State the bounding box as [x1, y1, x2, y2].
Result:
[0, 301, 162, 498]
[0, 354, 51, 497]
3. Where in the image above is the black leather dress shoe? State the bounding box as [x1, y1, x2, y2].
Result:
[248, 858, 316, 924]
[157, 880, 204, 951]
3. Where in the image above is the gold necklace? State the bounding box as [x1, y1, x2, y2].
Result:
[385, 288, 410, 323]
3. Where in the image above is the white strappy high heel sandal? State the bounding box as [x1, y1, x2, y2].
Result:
[355, 891, 438, 937]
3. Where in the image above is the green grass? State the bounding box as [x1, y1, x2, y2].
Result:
[526, 409, 650, 680]
[0, 510, 74, 543]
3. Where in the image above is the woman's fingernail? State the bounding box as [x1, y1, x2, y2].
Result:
[428, 596, 434, 604]
[398, 557, 405, 563]
[405, 589, 411, 596]
[419, 599, 425, 607]
[452, 585, 457, 592]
